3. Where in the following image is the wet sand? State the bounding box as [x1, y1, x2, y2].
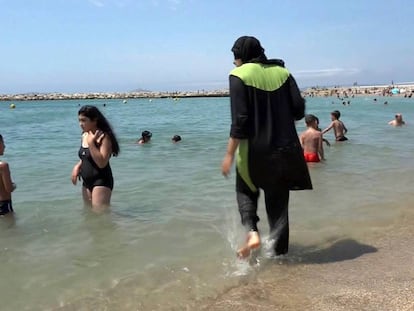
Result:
[196, 210, 414, 311]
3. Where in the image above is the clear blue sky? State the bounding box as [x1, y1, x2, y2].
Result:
[1, 0, 413, 94]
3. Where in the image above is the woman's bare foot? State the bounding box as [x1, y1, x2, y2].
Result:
[237, 231, 261, 259]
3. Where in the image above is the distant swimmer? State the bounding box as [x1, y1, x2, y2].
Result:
[300, 114, 325, 162]
[0, 134, 17, 216]
[388, 113, 405, 126]
[322, 110, 348, 142]
[171, 135, 182, 143]
[137, 130, 152, 144]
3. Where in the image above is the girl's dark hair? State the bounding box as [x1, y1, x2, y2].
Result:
[78, 105, 120, 156]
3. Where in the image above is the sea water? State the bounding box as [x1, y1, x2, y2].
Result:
[0, 96, 413, 310]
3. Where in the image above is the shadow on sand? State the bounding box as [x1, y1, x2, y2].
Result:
[288, 238, 378, 264]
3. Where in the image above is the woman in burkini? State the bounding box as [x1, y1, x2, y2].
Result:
[71, 105, 120, 209]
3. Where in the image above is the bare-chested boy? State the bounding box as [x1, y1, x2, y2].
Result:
[388, 113, 405, 126]
[0, 134, 16, 215]
[300, 114, 324, 162]
[322, 110, 348, 141]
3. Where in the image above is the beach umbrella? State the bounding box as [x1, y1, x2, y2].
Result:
[391, 88, 399, 94]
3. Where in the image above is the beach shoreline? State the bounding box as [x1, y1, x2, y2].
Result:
[194, 204, 414, 311]
[1, 83, 414, 101]
[303, 83, 414, 99]
[54, 203, 414, 311]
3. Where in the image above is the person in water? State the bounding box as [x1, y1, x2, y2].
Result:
[71, 105, 120, 209]
[137, 130, 152, 144]
[0, 135, 16, 216]
[315, 116, 331, 147]
[221, 36, 312, 259]
[171, 135, 182, 143]
[388, 113, 405, 126]
[300, 114, 325, 162]
[322, 110, 348, 141]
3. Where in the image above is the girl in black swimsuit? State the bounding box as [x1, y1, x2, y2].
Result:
[71, 105, 120, 210]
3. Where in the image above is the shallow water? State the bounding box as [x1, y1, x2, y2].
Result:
[0, 96, 413, 310]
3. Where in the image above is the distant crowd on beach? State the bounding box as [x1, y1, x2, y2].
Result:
[303, 84, 414, 98]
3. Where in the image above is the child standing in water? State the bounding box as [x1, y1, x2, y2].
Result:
[71, 105, 120, 210]
[0, 135, 16, 215]
[322, 110, 348, 141]
[300, 115, 325, 162]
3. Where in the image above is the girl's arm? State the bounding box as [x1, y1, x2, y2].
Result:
[71, 160, 82, 185]
[0, 162, 15, 193]
[88, 133, 112, 168]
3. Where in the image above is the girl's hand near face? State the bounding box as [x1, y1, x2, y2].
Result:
[86, 130, 105, 146]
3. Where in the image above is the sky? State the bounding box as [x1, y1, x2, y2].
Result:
[1, 0, 413, 94]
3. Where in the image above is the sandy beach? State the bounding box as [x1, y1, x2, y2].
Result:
[194, 207, 414, 311]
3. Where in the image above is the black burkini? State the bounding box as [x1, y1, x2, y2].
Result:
[229, 36, 312, 255]
[78, 146, 113, 191]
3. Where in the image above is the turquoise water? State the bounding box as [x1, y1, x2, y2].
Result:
[0, 96, 413, 310]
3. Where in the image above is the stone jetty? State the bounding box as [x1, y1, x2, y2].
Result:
[0, 89, 229, 101]
[2, 83, 414, 102]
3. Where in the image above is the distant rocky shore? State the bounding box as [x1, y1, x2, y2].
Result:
[0, 89, 229, 101]
[2, 84, 414, 101]
[303, 83, 414, 98]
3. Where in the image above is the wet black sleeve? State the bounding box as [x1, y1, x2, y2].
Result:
[229, 75, 249, 139]
[288, 74, 306, 120]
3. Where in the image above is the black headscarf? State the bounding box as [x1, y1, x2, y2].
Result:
[231, 36, 285, 67]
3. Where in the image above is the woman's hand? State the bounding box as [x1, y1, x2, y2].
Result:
[221, 153, 234, 178]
